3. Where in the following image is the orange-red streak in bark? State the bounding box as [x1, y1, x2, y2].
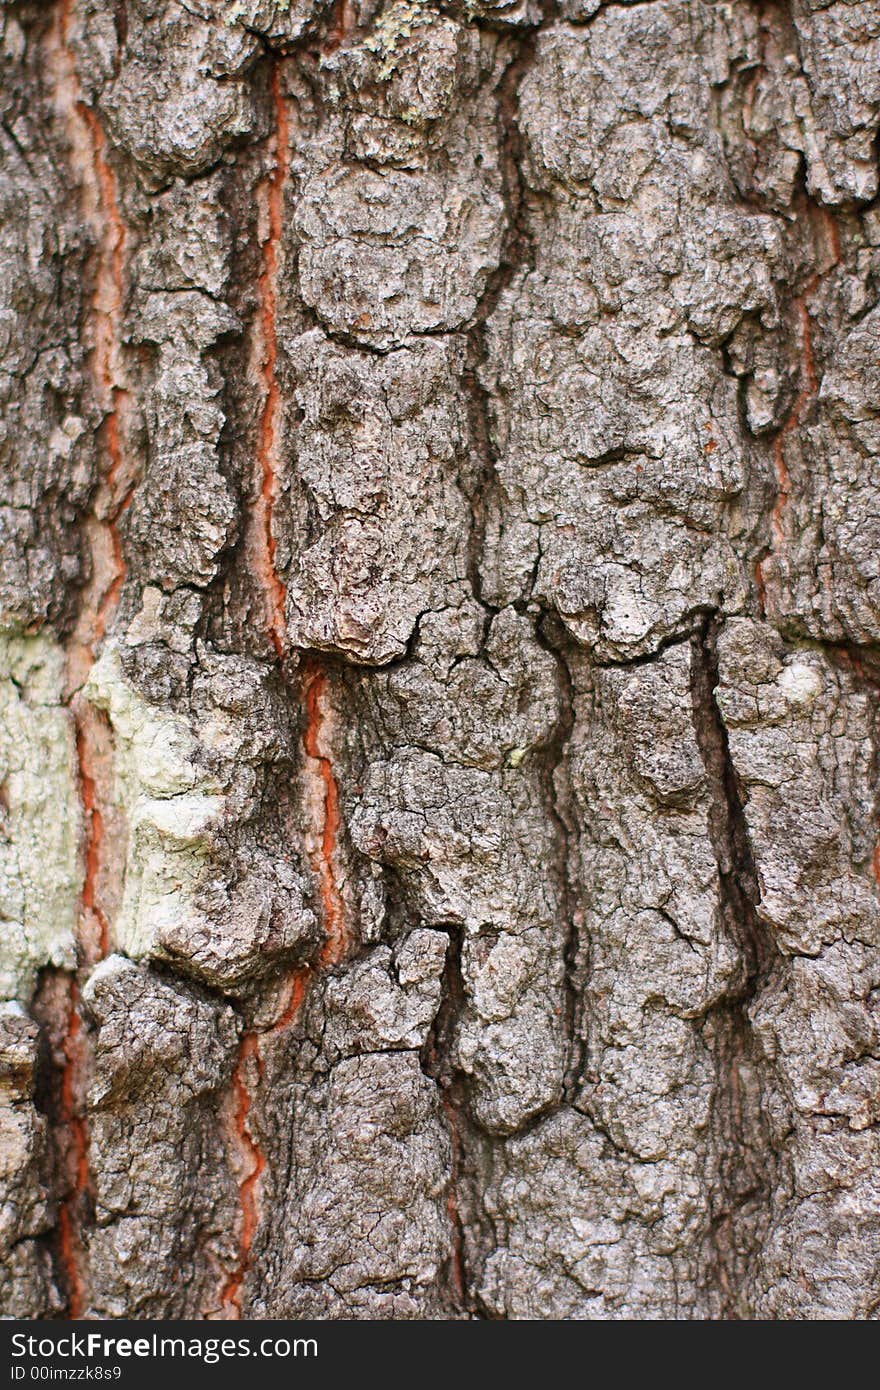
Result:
[60, 2, 133, 657]
[55, 0, 136, 1321]
[220, 960, 313, 1318]
[220, 1035, 266, 1317]
[57, 984, 90, 1320]
[323, 0, 357, 53]
[75, 723, 110, 960]
[77, 100, 133, 645]
[219, 77, 298, 1314]
[272, 967, 313, 1033]
[303, 665, 347, 967]
[756, 212, 840, 611]
[222, 666, 350, 1317]
[255, 67, 291, 661]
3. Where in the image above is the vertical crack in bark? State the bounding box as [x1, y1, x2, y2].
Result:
[755, 204, 841, 616]
[690, 616, 773, 988]
[221, 125, 358, 1287]
[76, 101, 132, 644]
[441, 1091, 467, 1310]
[74, 719, 111, 963]
[220, 1033, 266, 1318]
[52, 0, 135, 686]
[56, 980, 90, 1321]
[459, 11, 586, 1138]
[218, 68, 300, 1312]
[41, 0, 138, 1318]
[302, 662, 348, 969]
[53, 0, 135, 855]
[413, 29, 551, 1316]
[533, 620, 583, 1105]
[420, 926, 471, 1314]
[271, 965, 313, 1034]
[460, 27, 537, 613]
[250, 61, 291, 663]
[29, 970, 92, 1323]
[220, 661, 352, 1317]
[219, 978, 308, 1319]
[690, 615, 779, 1315]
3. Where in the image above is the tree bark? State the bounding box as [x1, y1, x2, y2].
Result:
[1, 0, 879, 1320]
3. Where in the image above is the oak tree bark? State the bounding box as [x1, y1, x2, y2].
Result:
[1, 0, 879, 1319]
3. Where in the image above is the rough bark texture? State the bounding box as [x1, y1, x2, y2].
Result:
[1, 0, 879, 1321]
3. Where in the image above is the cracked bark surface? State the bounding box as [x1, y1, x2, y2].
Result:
[1, 0, 879, 1321]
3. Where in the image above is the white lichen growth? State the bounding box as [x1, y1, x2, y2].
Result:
[223, 0, 293, 25]
[777, 661, 823, 708]
[85, 646, 224, 964]
[0, 634, 81, 1000]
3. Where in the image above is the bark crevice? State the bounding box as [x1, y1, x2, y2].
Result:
[689, 614, 781, 1317]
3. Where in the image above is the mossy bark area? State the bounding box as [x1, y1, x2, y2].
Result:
[1, 0, 879, 1320]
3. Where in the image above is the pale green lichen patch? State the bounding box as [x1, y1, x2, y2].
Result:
[85, 647, 224, 965]
[365, 0, 434, 80]
[0, 634, 81, 1001]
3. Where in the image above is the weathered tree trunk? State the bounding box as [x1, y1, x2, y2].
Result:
[1, 0, 879, 1321]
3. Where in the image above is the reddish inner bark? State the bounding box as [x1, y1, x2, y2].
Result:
[304, 665, 347, 968]
[55, 0, 135, 1319]
[255, 65, 291, 661]
[756, 210, 841, 608]
[221, 663, 351, 1317]
[57, 984, 90, 1321]
[220, 1035, 267, 1317]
